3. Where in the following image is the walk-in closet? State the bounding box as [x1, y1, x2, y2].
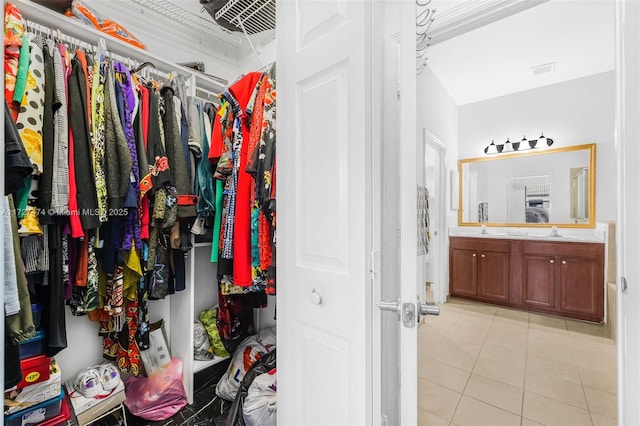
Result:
[4, 0, 278, 424]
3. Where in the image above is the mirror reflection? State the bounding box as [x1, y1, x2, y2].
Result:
[459, 144, 596, 227]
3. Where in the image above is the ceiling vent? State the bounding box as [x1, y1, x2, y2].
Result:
[531, 62, 556, 76]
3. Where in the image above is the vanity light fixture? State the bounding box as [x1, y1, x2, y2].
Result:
[484, 133, 554, 155]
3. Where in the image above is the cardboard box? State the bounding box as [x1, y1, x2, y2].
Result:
[4, 359, 61, 415]
[17, 354, 50, 389]
[4, 387, 64, 426]
[65, 378, 126, 426]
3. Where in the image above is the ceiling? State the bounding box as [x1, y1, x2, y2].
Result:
[426, 0, 615, 105]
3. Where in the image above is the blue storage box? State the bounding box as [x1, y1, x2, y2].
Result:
[31, 303, 43, 330]
[4, 386, 64, 426]
[19, 330, 46, 360]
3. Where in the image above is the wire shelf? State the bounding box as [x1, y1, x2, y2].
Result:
[129, 0, 244, 44]
[214, 0, 276, 35]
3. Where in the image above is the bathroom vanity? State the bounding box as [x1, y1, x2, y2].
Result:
[449, 235, 605, 323]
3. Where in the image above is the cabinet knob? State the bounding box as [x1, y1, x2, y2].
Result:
[562, 260, 567, 265]
[550, 260, 554, 264]
[472, 253, 476, 257]
[481, 254, 485, 258]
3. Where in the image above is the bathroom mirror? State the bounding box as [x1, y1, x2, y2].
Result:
[458, 144, 596, 228]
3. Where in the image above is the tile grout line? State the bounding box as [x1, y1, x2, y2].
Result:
[448, 307, 498, 426]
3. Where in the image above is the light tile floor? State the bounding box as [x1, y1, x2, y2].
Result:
[418, 298, 617, 426]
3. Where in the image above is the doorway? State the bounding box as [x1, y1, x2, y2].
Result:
[417, 0, 617, 424]
[421, 130, 447, 304]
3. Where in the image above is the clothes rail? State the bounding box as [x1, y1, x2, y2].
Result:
[14, 0, 225, 96]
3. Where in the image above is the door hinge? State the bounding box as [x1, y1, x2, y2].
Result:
[381, 414, 388, 426]
[397, 366, 401, 386]
[396, 81, 401, 99]
[369, 250, 379, 280]
[622, 276, 628, 294]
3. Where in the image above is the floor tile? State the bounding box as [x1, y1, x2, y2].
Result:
[429, 340, 481, 372]
[419, 358, 471, 393]
[418, 408, 449, 426]
[521, 418, 545, 426]
[446, 323, 490, 347]
[451, 395, 521, 426]
[591, 412, 617, 426]
[584, 386, 617, 419]
[527, 337, 575, 364]
[522, 391, 592, 426]
[473, 355, 526, 389]
[419, 379, 461, 422]
[524, 369, 588, 409]
[477, 341, 526, 369]
[578, 366, 617, 395]
[566, 319, 609, 337]
[573, 345, 617, 372]
[463, 373, 523, 415]
[485, 326, 529, 351]
[526, 352, 581, 384]
[529, 313, 568, 331]
[495, 307, 530, 322]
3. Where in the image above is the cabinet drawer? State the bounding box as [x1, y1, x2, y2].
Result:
[522, 241, 603, 258]
[450, 237, 510, 253]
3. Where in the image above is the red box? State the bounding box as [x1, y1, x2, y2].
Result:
[38, 395, 71, 426]
[17, 355, 51, 389]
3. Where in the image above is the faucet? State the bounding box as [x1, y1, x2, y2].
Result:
[551, 226, 559, 237]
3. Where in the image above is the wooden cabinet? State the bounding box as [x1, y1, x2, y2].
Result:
[450, 237, 605, 322]
[449, 238, 510, 303]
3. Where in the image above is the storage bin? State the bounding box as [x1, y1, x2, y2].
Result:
[4, 386, 64, 426]
[37, 395, 71, 426]
[17, 354, 51, 389]
[31, 303, 42, 330]
[19, 330, 45, 359]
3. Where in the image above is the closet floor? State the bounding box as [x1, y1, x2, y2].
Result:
[418, 298, 617, 426]
[124, 380, 231, 426]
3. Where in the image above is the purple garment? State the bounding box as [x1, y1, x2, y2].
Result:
[113, 62, 141, 250]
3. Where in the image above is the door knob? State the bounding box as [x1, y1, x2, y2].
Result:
[310, 290, 323, 305]
[420, 303, 440, 316]
[417, 296, 440, 321]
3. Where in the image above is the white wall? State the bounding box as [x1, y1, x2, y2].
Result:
[417, 67, 459, 300]
[418, 67, 459, 229]
[458, 71, 616, 223]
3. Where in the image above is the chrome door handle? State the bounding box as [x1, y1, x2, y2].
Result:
[378, 299, 400, 313]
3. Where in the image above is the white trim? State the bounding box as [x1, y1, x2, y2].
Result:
[423, 129, 448, 304]
[429, 0, 549, 45]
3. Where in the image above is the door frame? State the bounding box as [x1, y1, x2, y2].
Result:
[423, 129, 448, 303]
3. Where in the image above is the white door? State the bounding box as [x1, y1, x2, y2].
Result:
[376, 1, 423, 425]
[616, 0, 640, 423]
[277, 1, 376, 424]
[277, 0, 420, 424]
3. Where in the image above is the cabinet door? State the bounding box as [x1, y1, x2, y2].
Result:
[478, 251, 509, 302]
[450, 248, 477, 297]
[522, 254, 555, 308]
[560, 256, 602, 317]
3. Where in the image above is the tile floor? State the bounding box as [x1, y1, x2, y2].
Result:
[418, 298, 617, 426]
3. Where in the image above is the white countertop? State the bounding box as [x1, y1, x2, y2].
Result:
[449, 225, 607, 244]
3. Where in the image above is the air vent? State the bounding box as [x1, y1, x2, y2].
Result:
[531, 62, 556, 76]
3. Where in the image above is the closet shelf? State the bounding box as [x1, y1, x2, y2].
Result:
[214, 0, 276, 35]
[193, 356, 230, 373]
[13, 0, 226, 95]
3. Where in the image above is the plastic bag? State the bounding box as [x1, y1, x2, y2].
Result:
[65, 0, 146, 50]
[194, 320, 215, 360]
[200, 306, 230, 358]
[216, 335, 266, 401]
[257, 326, 276, 352]
[243, 369, 277, 426]
[124, 358, 187, 421]
[225, 349, 276, 426]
